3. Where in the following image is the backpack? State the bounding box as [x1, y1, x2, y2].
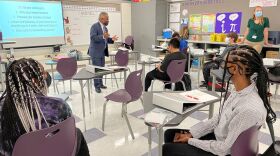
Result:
[165, 74, 192, 91]
[68, 49, 82, 60]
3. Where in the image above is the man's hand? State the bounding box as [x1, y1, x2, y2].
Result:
[264, 41, 272, 46]
[104, 32, 110, 39]
[173, 131, 193, 143]
[112, 35, 119, 41]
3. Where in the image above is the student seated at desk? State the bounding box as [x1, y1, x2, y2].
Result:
[200, 32, 238, 88]
[145, 38, 186, 91]
[163, 45, 276, 156]
[0, 58, 89, 156]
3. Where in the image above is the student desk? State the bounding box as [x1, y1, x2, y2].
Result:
[143, 91, 220, 156]
[0, 40, 16, 91]
[45, 55, 91, 93]
[73, 68, 127, 131]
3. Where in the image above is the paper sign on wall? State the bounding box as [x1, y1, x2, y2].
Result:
[249, 0, 278, 7]
[170, 3, 181, 13]
[169, 23, 180, 32]
[189, 14, 202, 34]
[202, 14, 216, 33]
[215, 12, 242, 34]
[169, 13, 181, 23]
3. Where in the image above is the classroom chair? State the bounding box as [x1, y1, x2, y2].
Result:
[231, 126, 260, 156]
[102, 69, 143, 139]
[268, 72, 280, 100]
[12, 117, 77, 156]
[151, 59, 187, 91]
[124, 35, 134, 50]
[106, 49, 130, 88]
[54, 57, 77, 94]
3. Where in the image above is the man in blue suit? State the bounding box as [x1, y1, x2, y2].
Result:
[89, 12, 118, 93]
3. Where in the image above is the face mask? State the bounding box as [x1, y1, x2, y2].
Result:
[225, 37, 230, 43]
[255, 11, 263, 17]
[220, 67, 233, 82]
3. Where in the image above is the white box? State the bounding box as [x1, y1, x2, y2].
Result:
[153, 92, 196, 114]
[153, 90, 218, 114]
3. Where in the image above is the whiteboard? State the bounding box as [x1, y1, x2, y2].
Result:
[63, 4, 122, 46]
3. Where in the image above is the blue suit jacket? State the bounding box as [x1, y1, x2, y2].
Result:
[89, 22, 114, 58]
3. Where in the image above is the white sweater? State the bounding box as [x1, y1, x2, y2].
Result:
[188, 82, 267, 156]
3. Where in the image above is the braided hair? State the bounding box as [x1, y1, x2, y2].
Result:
[0, 58, 49, 152]
[220, 45, 276, 124]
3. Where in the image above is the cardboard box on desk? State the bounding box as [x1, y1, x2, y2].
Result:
[153, 90, 218, 114]
[266, 51, 279, 58]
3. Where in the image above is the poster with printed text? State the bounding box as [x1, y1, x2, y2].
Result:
[202, 14, 216, 33]
[215, 12, 242, 34]
[249, 0, 278, 7]
[189, 14, 202, 34]
[170, 3, 181, 13]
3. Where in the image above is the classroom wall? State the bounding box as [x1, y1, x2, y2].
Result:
[132, 0, 167, 55]
[1, 1, 132, 70]
[174, 0, 280, 34]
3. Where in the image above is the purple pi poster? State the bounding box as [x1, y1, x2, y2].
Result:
[215, 12, 242, 34]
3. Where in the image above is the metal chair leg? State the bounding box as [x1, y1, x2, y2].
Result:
[56, 81, 60, 94]
[275, 84, 279, 99]
[180, 80, 186, 91]
[122, 103, 135, 139]
[70, 80, 72, 94]
[102, 100, 109, 131]
[113, 73, 119, 88]
[63, 81, 65, 93]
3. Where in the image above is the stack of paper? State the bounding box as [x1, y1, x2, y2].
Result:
[144, 108, 176, 125]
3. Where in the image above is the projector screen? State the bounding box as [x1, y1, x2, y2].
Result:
[0, 0, 65, 48]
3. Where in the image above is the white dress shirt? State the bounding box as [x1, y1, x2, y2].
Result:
[188, 82, 267, 156]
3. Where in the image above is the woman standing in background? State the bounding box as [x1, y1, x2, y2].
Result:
[241, 6, 270, 53]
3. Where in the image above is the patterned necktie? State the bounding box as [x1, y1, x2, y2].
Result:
[103, 25, 107, 45]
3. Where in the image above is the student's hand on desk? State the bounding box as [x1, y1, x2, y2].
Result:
[173, 131, 193, 143]
[112, 35, 119, 41]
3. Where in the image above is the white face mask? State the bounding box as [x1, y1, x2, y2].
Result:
[225, 37, 230, 43]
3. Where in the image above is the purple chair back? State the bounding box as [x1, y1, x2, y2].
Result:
[166, 59, 187, 83]
[125, 69, 143, 102]
[115, 49, 129, 67]
[12, 117, 77, 156]
[231, 126, 260, 156]
[57, 57, 77, 80]
[125, 36, 134, 46]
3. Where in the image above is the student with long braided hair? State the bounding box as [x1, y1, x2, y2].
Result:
[0, 58, 89, 156]
[162, 45, 276, 156]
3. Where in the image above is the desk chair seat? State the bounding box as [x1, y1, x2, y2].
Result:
[12, 117, 77, 156]
[102, 69, 143, 139]
[151, 59, 187, 91]
[105, 89, 132, 103]
[53, 57, 77, 94]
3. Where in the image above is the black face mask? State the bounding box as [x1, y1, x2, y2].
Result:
[103, 21, 109, 26]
